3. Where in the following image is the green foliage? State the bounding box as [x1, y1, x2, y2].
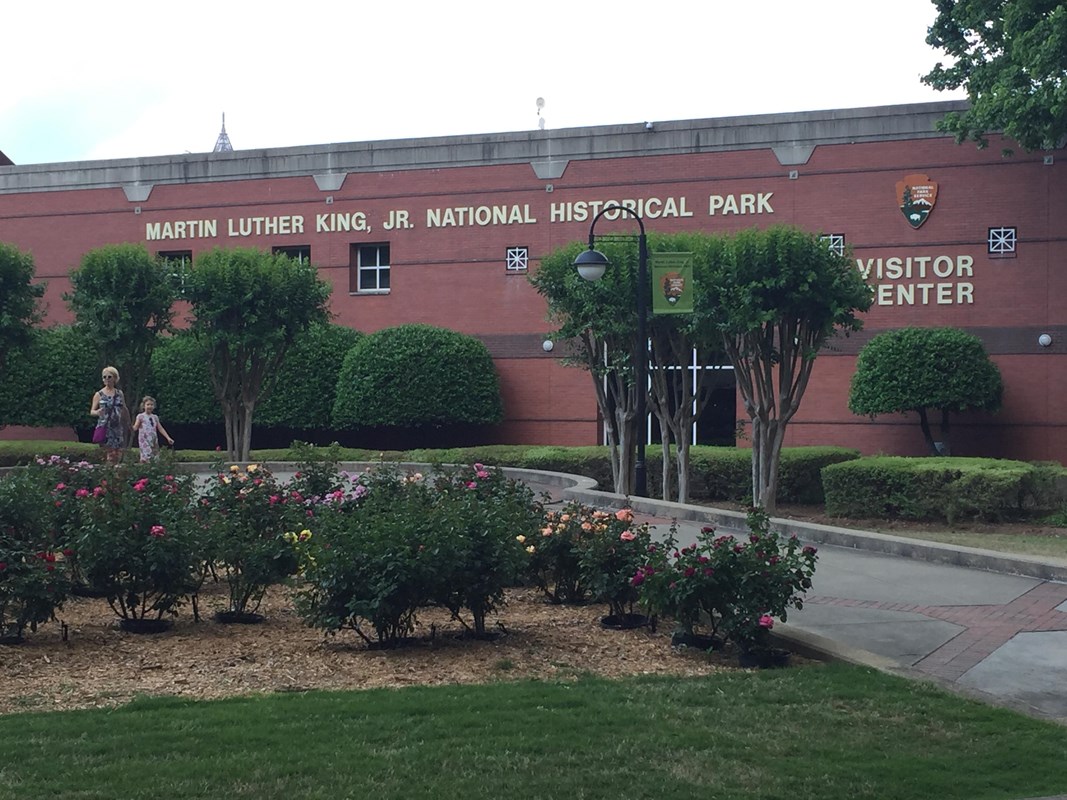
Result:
[429, 464, 542, 635]
[822, 456, 1059, 522]
[923, 0, 1067, 151]
[184, 247, 332, 460]
[849, 327, 1003, 417]
[524, 501, 595, 604]
[516, 446, 617, 489]
[256, 324, 363, 429]
[294, 462, 543, 645]
[634, 527, 731, 638]
[65, 461, 202, 620]
[693, 225, 873, 511]
[66, 243, 177, 406]
[293, 468, 455, 647]
[332, 324, 503, 428]
[695, 226, 872, 341]
[0, 464, 73, 637]
[0, 241, 44, 375]
[636, 510, 817, 651]
[717, 507, 818, 654]
[197, 463, 297, 616]
[575, 506, 654, 618]
[0, 325, 98, 430]
[145, 331, 219, 424]
[284, 440, 348, 499]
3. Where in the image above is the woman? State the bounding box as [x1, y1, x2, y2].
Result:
[90, 366, 129, 463]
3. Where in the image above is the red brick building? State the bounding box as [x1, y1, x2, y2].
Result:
[1, 101, 1063, 462]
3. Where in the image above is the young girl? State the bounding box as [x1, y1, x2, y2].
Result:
[132, 396, 174, 462]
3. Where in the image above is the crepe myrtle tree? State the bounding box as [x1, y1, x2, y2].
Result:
[693, 226, 872, 513]
[534, 233, 732, 501]
[531, 238, 650, 496]
[0, 242, 44, 378]
[645, 234, 730, 504]
[184, 247, 331, 462]
[849, 327, 1003, 456]
[923, 0, 1067, 153]
[65, 243, 177, 416]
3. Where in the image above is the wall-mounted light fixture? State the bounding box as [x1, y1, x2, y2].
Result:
[1038, 333, 1053, 347]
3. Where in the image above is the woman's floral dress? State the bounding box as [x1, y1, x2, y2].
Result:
[95, 390, 126, 449]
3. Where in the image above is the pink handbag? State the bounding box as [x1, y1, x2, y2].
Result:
[92, 425, 106, 444]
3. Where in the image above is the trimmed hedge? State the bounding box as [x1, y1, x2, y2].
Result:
[255, 324, 363, 429]
[332, 324, 503, 429]
[0, 326, 97, 432]
[822, 457, 1067, 522]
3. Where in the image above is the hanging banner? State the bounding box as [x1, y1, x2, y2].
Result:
[651, 252, 694, 314]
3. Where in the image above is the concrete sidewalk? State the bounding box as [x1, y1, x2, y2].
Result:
[512, 467, 1067, 724]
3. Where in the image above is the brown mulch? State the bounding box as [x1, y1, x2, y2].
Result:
[0, 583, 767, 716]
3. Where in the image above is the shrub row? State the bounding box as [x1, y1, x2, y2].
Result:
[822, 457, 1067, 522]
[0, 322, 503, 436]
[1, 454, 818, 657]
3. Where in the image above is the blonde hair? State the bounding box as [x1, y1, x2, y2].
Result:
[101, 366, 120, 381]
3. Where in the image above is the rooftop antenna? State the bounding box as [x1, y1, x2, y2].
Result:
[213, 113, 233, 153]
[536, 97, 546, 130]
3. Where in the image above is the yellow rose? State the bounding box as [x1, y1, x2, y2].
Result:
[247, 464, 259, 474]
[299, 529, 312, 542]
[516, 535, 526, 543]
[525, 545, 536, 554]
[229, 465, 240, 474]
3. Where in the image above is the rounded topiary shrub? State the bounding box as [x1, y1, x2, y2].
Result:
[256, 323, 363, 430]
[332, 324, 503, 429]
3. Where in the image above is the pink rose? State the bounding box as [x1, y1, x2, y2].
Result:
[619, 531, 636, 542]
[150, 525, 166, 538]
[759, 615, 774, 629]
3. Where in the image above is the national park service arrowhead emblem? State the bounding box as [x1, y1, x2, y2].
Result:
[896, 173, 938, 229]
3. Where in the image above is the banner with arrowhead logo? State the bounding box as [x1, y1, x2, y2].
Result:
[896, 173, 938, 229]
[651, 252, 694, 315]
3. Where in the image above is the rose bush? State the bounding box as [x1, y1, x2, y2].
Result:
[430, 463, 542, 637]
[0, 466, 72, 640]
[293, 468, 449, 647]
[525, 502, 594, 604]
[634, 507, 817, 655]
[576, 506, 653, 619]
[198, 463, 297, 618]
[68, 461, 201, 622]
[632, 526, 730, 642]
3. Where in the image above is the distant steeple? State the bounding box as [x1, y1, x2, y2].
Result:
[213, 113, 233, 153]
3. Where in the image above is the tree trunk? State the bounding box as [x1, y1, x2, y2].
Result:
[659, 424, 672, 502]
[917, 408, 939, 455]
[939, 409, 952, 456]
[675, 437, 691, 504]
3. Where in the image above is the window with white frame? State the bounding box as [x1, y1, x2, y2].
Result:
[506, 246, 529, 273]
[350, 243, 390, 293]
[988, 227, 1017, 256]
[820, 234, 845, 256]
[157, 250, 192, 294]
[272, 245, 311, 265]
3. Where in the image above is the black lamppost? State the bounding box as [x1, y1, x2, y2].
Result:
[573, 204, 649, 497]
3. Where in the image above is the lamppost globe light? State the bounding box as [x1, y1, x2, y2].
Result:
[574, 248, 609, 281]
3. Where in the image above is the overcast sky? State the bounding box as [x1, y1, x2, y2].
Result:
[2, 0, 965, 166]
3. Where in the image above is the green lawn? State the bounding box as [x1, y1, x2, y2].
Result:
[865, 528, 1067, 560]
[1, 665, 1065, 800]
